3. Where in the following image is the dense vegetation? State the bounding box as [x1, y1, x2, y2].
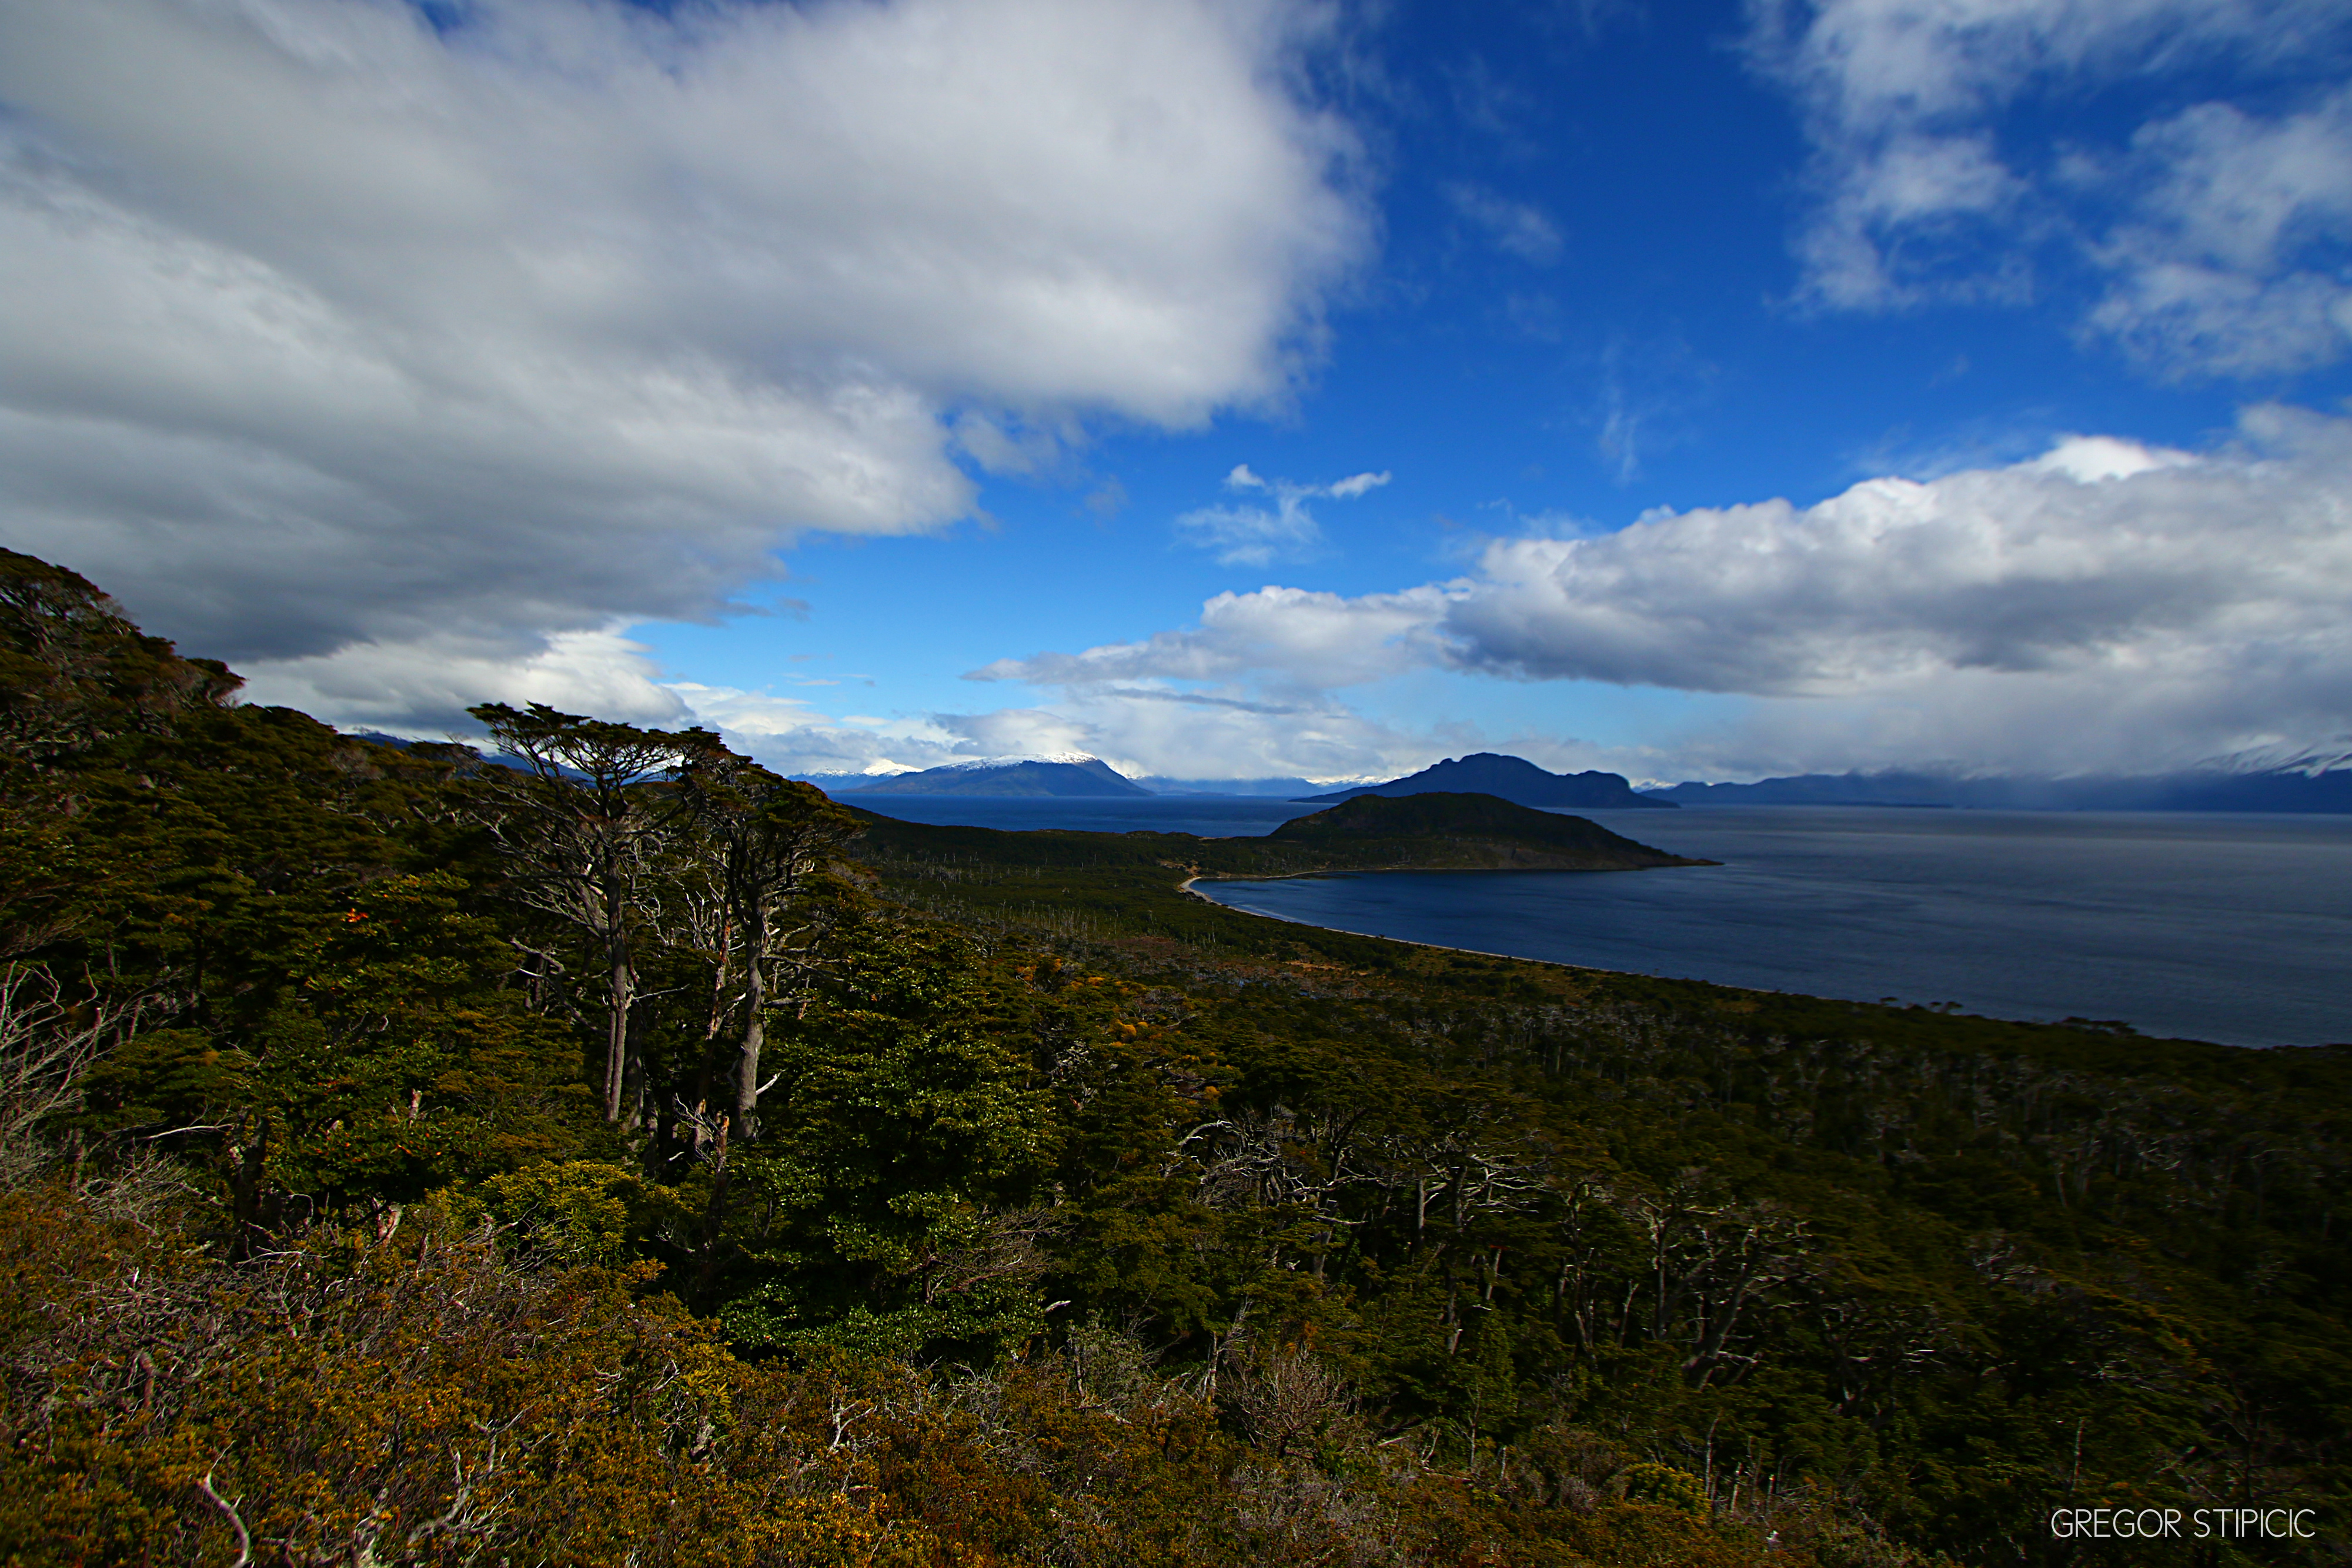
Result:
[1, 547, 2344, 1566]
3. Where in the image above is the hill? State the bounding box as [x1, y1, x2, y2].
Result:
[1298, 751, 1673, 808]
[846, 755, 1152, 797]
[5, 547, 2346, 1568]
[1250, 791, 1708, 870]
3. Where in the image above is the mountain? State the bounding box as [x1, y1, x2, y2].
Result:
[1646, 756, 2352, 813]
[1295, 752, 1674, 808]
[789, 771, 896, 793]
[1646, 772, 1976, 808]
[2213, 740, 2352, 775]
[844, 755, 1152, 797]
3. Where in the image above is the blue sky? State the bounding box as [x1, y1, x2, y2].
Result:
[5, 0, 2350, 783]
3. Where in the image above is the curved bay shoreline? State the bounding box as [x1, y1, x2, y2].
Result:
[1185, 808, 2352, 1049]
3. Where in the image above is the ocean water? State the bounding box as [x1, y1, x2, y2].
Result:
[1200, 807, 2352, 1050]
[849, 795, 2352, 1049]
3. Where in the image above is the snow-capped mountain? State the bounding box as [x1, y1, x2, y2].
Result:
[833, 754, 1152, 797]
[2202, 740, 2352, 778]
[1646, 746, 2352, 812]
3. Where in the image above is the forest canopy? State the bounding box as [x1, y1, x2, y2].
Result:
[0, 547, 2344, 1567]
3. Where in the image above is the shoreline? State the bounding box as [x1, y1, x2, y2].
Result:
[1176, 871, 1685, 982]
[1172, 872, 2291, 1049]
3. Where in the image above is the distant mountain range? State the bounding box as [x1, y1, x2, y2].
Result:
[1646, 746, 2352, 812]
[839, 755, 1152, 797]
[1296, 753, 1674, 810]
[350, 726, 2352, 813]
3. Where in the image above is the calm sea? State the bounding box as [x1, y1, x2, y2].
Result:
[845, 795, 2352, 1049]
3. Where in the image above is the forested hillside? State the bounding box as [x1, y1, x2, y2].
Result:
[2, 547, 2344, 1566]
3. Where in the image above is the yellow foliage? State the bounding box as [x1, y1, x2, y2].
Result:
[0, 1190, 1801, 1566]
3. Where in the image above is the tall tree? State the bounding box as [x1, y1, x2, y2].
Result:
[674, 740, 861, 1145]
[467, 703, 689, 1125]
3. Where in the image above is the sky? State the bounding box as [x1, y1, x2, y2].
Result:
[4, 0, 2351, 785]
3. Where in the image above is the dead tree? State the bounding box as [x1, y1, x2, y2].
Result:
[467, 703, 689, 1126]
[673, 741, 860, 1145]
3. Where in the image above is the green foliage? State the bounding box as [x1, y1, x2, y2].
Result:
[1623, 1462, 1708, 1513]
[78, 871, 596, 1237]
[459, 1157, 689, 1267]
[711, 927, 1061, 1357]
[845, 807, 2352, 1566]
[1, 550, 2344, 1567]
[0, 1189, 1812, 1567]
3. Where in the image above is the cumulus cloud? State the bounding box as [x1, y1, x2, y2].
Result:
[1748, 0, 2352, 373]
[0, 0, 1368, 719]
[974, 579, 1449, 690]
[1447, 435, 2286, 694]
[1170, 463, 1392, 566]
[981, 407, 2352, 773]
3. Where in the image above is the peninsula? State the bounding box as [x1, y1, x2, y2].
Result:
[1225, 790, 1709, 873]
[847, 789, 1712, 880]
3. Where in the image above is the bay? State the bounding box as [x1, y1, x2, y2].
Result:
[845, 795, 2352, 1049]
[1197, 806, 2352, 1050]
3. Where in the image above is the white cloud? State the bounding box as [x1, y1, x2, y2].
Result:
[1444, 433, 2273, 694]
[1170, 463, 1392, 564]
[0, 0, 1369, 719]
[1325, 470, 1393, 499]
[974, 580, 1453, 690]
[1173, 504, 1327, 567]
[1748, 0, 2352, 373]
[550, 672, 1423, 785]
[643, 678, 968, 776]
[937, 690, 1451, 785]
[248, 625, 693, 731]
[979, 407, 2352, 774]
[2086, 88, 2352, 375]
